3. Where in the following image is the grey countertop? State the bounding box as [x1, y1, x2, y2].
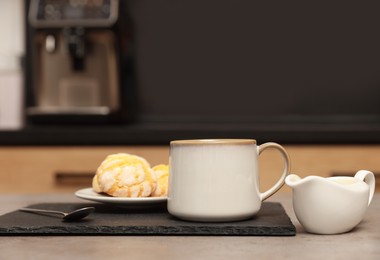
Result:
[0, 193, 379, 259]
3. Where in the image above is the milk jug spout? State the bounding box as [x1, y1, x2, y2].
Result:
[285, 174, 322, 189]
[284, 174, 301, 188]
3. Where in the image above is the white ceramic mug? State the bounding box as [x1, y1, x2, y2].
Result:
[168, 139, 290, 222]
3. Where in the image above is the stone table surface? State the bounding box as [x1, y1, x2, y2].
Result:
[0, 193, 379, 260]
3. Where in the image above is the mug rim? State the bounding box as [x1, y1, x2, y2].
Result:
[170, 139, 256, 145]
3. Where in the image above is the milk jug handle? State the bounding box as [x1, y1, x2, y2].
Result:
[258, 142, 291, 201]
[355, 170, 375, 206]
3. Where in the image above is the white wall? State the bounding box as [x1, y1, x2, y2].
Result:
[0, 0, 24, 129]
[0, 0, 24, 71]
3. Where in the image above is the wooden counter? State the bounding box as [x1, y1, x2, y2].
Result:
[0, 145, 379, 193]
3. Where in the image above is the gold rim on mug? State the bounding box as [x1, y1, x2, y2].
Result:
[170, 139, 256, 145]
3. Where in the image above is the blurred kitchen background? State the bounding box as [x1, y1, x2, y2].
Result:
[0, 0, 379, 144]
[0, 0, 379, 193]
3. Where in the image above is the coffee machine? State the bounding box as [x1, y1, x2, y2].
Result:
[25, 0, 132, 123]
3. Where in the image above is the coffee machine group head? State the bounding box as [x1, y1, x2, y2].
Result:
[26, 0, 130, 123]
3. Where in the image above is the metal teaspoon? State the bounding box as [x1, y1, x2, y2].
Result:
[19, 206, 95, 221]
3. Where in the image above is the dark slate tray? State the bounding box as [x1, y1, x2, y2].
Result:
[0, 202, 295, 236]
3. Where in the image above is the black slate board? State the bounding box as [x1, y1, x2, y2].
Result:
[0, 202, 295, 236]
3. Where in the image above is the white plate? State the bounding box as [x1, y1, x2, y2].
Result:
[75, 188, 167, 206]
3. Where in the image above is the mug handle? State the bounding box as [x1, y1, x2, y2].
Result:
[354, 170, 375, 206]
[258, 142, 291, 201]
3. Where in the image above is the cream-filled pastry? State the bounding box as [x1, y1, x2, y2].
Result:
[151, 164, 169, 197]
[92, 153, 157, 197]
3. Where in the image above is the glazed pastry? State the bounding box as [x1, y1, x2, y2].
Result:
[92, 153, 157, 197]
[151, 164, 169, 197]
